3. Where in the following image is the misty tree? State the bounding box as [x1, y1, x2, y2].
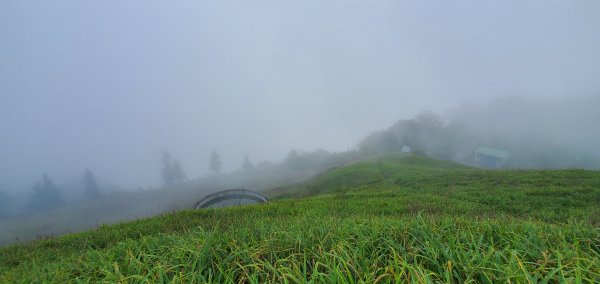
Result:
[358, 130, 397, 154]
[242, 154, 254, 172]
[255, 160, 276, 171]
[284, 150, 303, 170]
[83, 169, 101, 199]
[0, 191, 8, 218]
[25, 174, 64, 214]
[209, 149, 222, 174]
[161, 151, 187, 185]
[283, 149, 335, 171]
[358, 111, 460, 159]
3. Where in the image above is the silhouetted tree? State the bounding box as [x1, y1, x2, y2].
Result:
[284, 150, 303, 170]
[171, 160, 186, 182]
[162, 151, 175, 185]
[83, 169, 101, 199]
[26, 174, 63, 213]
[161, 151, 187, 185]
[358, 130, 397, 154]
[209, 149, 222, 174]
[358, 111, 458, 159]
[0, 191, 9, 218]
[242, 154, 253, 172]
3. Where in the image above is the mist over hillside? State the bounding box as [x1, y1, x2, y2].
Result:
[1, 93, 599, 246]
[1, 94, 599, 219]
[1, 1, 600, 248]
[1, 1, 599, 281]
[450, 96, 600, 168]
[2, 1, 600, 193]
[359, 95, 600, 169]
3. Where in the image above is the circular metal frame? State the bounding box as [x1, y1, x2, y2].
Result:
[193, 188, 268, 209]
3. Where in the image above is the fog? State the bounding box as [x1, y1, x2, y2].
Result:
[449, 96, 600, 168]
[1, 1, 600, 242]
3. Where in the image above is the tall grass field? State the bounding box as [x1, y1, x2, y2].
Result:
[1, 153, 599, 283]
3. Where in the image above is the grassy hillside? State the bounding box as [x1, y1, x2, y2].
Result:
[1, 153, 599, 283]
[0, 150, 365, 246]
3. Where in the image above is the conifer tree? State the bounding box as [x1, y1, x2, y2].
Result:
[161, 151, 187, 185]
[209, 149, 222, 174]
[83, 169, 101, 199]
[242, 154, 253, 172]
[26, 174, 63, 213]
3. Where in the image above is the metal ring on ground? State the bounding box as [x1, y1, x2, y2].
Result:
[193, 188, 268, 209]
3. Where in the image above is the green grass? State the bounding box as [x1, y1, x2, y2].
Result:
[1, 153, 599, 283]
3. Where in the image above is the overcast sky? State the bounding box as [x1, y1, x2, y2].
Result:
[1, 1, 599, 191]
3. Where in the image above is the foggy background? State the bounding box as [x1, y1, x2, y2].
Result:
[2, 1, 600, 192]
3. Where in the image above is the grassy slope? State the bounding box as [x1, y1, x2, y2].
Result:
[1, 153, 599, 283]
[0, 151, 361, 247]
